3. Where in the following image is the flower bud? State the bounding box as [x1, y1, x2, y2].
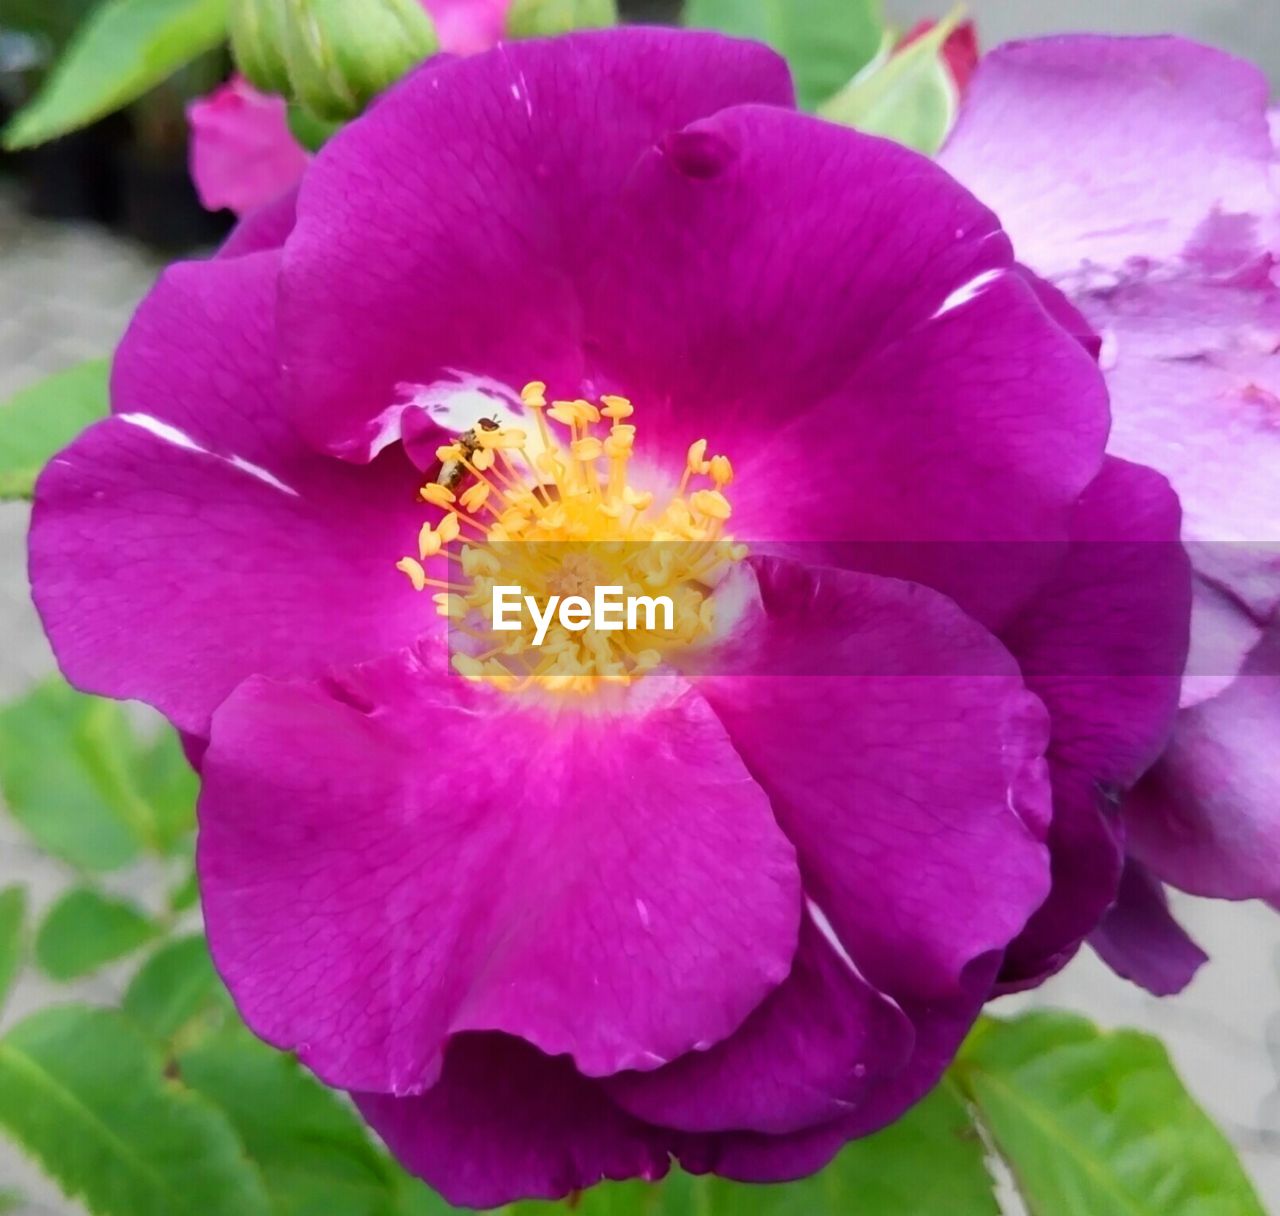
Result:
[229, 0, 292, 95]
[230, 0, 440, 122]
[505, 0, 617, 38]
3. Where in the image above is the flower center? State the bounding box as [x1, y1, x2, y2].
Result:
[395, 382, 744, 693]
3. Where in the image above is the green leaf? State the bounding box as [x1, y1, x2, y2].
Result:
[0, 1188, 22, 1215]
[0, 1005, 271, 1216]
[0, 359, 109, 501]
[124, 936, 221, 1042]
[818, 9, 960, 154]
[683, 0, 885, 111]
[132, 728, 200, 855]
[3, 0, 230, 150]
[35, 887, 156, 980]
[167, 865, 200, 914]
[0, 678, 196, 870]
[179, 1025, 404, 1216]
[955, 1012, 1266, 1216]
[0, 887, 26, 1012]
[1, 0, 98, 50]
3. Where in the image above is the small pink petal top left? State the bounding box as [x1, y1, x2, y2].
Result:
[187, 76, 311, 217]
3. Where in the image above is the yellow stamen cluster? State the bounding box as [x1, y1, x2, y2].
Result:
[395, 382, 744, 693]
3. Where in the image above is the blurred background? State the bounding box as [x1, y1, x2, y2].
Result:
[0, 0, 1278, 1212]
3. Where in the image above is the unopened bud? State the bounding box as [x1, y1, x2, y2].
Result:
[231, 0, 439, 122]
[229, 0, 292, 95]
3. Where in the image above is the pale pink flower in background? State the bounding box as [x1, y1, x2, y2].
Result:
[187, 76, 310, 217]
[425, 0, 512, 54]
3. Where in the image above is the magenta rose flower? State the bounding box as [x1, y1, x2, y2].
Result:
[940, 36, 1280, 993]
[188, 0, 512, 215]
[31, 29, 1192, 1206]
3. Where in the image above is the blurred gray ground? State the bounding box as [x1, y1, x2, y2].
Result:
[3, 0, 1280, 1204]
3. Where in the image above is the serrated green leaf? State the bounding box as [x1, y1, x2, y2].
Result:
[683, 0, 885, 111]
[0, 887, 26, 1012]
[35, 887, 156, 980]
[818, 10, 960, 154]
[0, 679, 196, 870]
[0, 359, 109, 501]
[955, 1012, 1266, 1216]
[179, 1025, 404, 1216]
[124, 936, 221, 1042]
[3, 0, 229, 150]
[0, 1005, 271, 1216]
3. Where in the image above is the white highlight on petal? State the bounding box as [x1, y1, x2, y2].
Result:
[805, 896, 859, 976]
[635, 897, 651, 929]
[229, 455, 300, 497]
[932, 268, 1003, 319]
[118, 412, 205, 453]
[393, 372, 525, 435]
[118, 413, 299, 497]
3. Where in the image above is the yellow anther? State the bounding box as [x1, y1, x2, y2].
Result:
[686, 439, 710, 474]
[433, 592, 466, 619]
[452, 653, 486, 679]
[461, 547, 500, 577]
[418, 524, 444, 560]
[601, 394, 634, 419]
[690, 489, 732, 521]
[664, 500, 693, 530]
[603, 432, 634, 459]
[498, 508, 531, 537]
[536, 449, 566, 477]
[421, 483, 456, 506]
[472, 448, 496, 472]
[571, 437, 604, 462]
[460, 482, 491, 513]
[396, 556, 428, 591]
[709, 455, 734, 487]
[622, 486, 654, 510]
[476, 426, 528, 450]
[547, 401, 581, 427]
[521, 381, 547, 407]
[633, 649, 662, 671]
[437, 513, 461, 544]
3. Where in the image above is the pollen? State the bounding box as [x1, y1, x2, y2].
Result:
[395, 383, 743, 694]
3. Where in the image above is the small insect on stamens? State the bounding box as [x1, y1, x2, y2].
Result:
[436, 417, 501, 491]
